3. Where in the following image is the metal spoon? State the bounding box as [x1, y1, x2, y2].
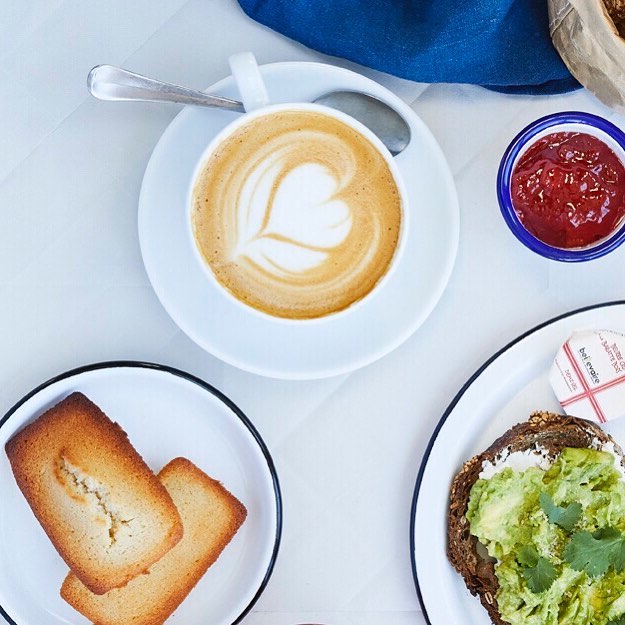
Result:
[87, 65, 411, 156]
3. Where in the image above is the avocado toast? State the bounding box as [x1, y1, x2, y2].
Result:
[448, 411, 625, 625]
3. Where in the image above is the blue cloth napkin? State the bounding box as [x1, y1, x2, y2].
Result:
[237, 0, 579, 94]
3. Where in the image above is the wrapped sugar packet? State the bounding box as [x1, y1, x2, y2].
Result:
[549, 329, 625, 424]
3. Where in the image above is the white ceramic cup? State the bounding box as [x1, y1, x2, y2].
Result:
[187, 52, 409, 324]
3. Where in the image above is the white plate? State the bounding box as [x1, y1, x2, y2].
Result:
[138, 61, 459, 380]
[410, 300, 625, 625]
[0, 362, 281, 625]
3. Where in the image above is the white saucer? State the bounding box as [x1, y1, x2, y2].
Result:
[138, 62, 459, 379]
[0, 362, 281, 625]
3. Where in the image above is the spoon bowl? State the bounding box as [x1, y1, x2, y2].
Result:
[314, 90, 410, 156]
[87, 65, 411, 155]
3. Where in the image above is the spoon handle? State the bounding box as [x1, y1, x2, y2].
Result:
[87, 65, 245, 112]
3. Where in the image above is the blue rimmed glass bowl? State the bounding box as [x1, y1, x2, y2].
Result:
[497, 111, 625, 262]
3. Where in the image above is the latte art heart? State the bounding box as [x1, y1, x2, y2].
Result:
[235, 150, 353, 276]
[192, 109, 402, 319]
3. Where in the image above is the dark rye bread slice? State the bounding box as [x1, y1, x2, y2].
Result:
[447, 410, 625, 625]
[5, 392, 183, 595]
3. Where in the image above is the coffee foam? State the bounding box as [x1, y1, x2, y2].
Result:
[191, 109, 402, 319]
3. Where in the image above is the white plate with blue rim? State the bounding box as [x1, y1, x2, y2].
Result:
[410, 301, 625, 625]
[0, 361, 281, 625]
[138, 60, 459, 380]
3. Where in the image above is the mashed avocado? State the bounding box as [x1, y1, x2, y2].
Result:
[467, 447, 625, 625]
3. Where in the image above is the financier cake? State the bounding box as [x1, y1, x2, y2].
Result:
[61, 457, 247, 625]
[5, 392, 183, 595]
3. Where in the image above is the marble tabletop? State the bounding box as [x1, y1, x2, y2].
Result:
[2, 1, 625, 624]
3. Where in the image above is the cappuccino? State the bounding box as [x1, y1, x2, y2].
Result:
[191, 107, 402, 319]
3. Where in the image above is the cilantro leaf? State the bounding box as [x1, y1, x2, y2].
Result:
[613, 542, 625, 572]
[599, 527, 625, 573]
[522, 556, 557, 593]
[539, 492, 582, 532]
[564, 528, 625, 577]
[516, 546, 557, 593]
[517, 545, 539, 567]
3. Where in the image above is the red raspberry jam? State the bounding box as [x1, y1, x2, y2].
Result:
[511, 131, 625, 248]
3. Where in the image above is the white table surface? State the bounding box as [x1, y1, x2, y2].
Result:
[2, 1, 625, 624]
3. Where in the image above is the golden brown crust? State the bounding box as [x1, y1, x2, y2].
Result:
[5, 392, 183, 595]
[60, 457, 247, 625]
[447, 411, 622, 625]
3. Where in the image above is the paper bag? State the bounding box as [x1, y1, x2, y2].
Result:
[549, 0, 625, 112]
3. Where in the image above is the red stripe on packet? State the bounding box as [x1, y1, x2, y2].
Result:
[560, 372, 625, 407]
[562, 340, 606, 423]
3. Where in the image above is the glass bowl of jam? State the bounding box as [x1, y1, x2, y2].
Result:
[497, 111, 625, 261]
